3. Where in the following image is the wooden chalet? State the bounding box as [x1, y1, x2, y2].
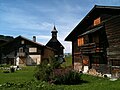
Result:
[65, 5, 120, 76]
[0, 36, 55, 66]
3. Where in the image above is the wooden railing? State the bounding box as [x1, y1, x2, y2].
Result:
[17, 52, 26, 57]
[111, 60, 120, 66]
[79, 43, 104, 54]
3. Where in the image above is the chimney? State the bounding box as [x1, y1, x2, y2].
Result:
[33, 36, 36, 42]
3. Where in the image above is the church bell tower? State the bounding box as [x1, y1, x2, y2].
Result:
[51, 26, 58, 39]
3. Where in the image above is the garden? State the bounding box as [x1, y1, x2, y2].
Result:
[0, 56, 120, 90]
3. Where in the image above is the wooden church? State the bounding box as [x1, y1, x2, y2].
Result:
[46, 26, 64, 63]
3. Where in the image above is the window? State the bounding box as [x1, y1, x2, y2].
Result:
[78, 37, 84, 46]
[21, 40, 25, 44]
[94, 17, 101, 26]
[19, 47, 23, 53]
[111, 60, 120, 66]
[29, 48, 37, 53]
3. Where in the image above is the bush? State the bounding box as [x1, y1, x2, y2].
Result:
[3, 70, 10, 73]
[52, 69, 82, 85]
[34, 57, 60, 81]
[34, 57, 84, 85]
[34, 63, 52, 81]
[0, 64, 11, 67]
[50, 57, 61, 69]
[10, 67, 15, 73]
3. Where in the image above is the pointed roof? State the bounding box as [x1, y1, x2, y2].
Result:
[46, 26, 64, 50]
[0, 35, 44, 48]
[51, 25, 58, 33]
[46, 38, 64, 49]
[65, 5, 120, 41]
[0, 35, 56, 55]
[15, 35, 44, 46]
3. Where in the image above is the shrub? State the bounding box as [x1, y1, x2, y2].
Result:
[34, 57, 84, 85]
[0, 64, 11, 67]
[34, 63, 52, 81]
[3, 70, 10, 73]
[10, 67, 15, 73]
[49, 56, 61, 69]
[34, 57, 60, 81]
[52, 69, 83, 85]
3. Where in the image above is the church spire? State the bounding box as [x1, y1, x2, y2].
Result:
[51, 25, 58, 39]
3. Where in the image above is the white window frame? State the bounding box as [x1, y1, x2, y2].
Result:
[29, 47, 37, 53]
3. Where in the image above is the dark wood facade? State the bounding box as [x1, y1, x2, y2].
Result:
[0, 36, 55, 66]
[0, 35, 14, 45]
[0, 35, 14, 64]
[65, 5, 120, 75]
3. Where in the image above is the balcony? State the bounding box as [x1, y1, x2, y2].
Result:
[17, 52, 26, 57]
[80, 43, 104, 54]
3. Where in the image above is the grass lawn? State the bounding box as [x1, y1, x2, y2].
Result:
[61, 55, 72, 67]
[0, 65, 120, 90]
[61, 74, 120, 90]
[0, 66, 35, 84]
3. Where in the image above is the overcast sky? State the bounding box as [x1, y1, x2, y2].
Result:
[0, 0, 120, 53]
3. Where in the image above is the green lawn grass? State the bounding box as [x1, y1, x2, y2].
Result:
[63, 74, 120, 90]
[0, 65, 120, 90]
[61, 55, 72, 67]
[0, 66, 35, 84]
